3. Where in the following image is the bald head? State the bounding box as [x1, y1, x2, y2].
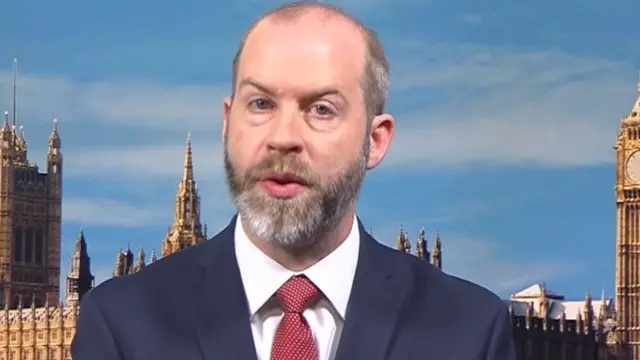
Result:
[222, 1, 396, 257]
[231, 1, 389, 120]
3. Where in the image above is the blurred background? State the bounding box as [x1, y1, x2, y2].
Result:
[0, 0, 637, 302]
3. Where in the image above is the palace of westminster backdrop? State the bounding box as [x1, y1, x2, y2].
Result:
[0, 64, 639, 359]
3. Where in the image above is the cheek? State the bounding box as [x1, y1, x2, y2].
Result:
[309, 134, 363, 174]
[226, 126, 263, 168]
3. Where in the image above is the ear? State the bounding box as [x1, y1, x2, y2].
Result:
[222, 96, 232, 145]
[366, 113, 394, 170]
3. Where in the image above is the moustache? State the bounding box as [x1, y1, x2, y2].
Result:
[246, 154, 317, 187]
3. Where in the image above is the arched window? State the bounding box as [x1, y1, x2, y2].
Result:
[34, 229, 43, 264]
[13, 227, 22, 262]
[24, 228, 33, 263]
[11, 294, 20, 308]
[22, 294, 32, 308]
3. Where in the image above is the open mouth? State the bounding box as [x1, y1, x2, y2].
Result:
[259, 172, 308, 198]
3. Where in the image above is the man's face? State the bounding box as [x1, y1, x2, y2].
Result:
[222, 15, 387, 249]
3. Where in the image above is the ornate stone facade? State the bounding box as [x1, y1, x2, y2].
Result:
[613, 76, 640, 360]
[160, 134, 207, 258]
[0, 111, 63, 309]
[392, 226, 443, 269]
[0, 125, 205, 360]
[508, 284, 619, 359]
[0, 101, 89, 360]
[112, 134, 207, 276]
[0, 58, 205, 358]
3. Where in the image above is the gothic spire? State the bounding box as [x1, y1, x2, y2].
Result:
[623, 71, 640, 124]
[12, 58, 17, 128]
[431, 231, 442, 269]
[2, 111, 9, 133]
[161, 134, 206, 257]
[396, 224, 410, 253]
[113, 250, 125, 277]
[66, 231, 94, 305]
[183, 132, 194, 183]
[48, 119, 60, 150]
[175, 133, 198, 226]
[415, 228, 429, 261]
[134, 246, 146, 272]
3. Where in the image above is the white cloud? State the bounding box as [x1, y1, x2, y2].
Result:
[0, 72, 227, 131]
[439, 236, 580, 296]
[372, 224, 580, 297]
[64, 141, 223, 180]
[63, 198, 167, 227]
[0, 42, 634, 178]
[391, 43, 623, 91]
[384, 44, 634, 169]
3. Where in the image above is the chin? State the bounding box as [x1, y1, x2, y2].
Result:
[258, 186, 311, 202]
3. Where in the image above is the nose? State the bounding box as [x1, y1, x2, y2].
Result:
[265, 108, 304, 154]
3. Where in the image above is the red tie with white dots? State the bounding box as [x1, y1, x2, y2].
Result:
[270, 275, 321, 360]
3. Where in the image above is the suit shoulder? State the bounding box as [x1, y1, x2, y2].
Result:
[385, 246, 505, 311]
[435, 270, 505, 309]
[85, 240, 210, 307]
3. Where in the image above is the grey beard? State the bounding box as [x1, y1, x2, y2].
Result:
[224, 138, 370, 251]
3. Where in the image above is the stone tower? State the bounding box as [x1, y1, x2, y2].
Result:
[614, 75, 640, 359]
[415, 228, 429, 261]
[432, 231, 442, 269]
[393, 226, 443, 270]
[0, 110, 62, 309]
[65, 231, 94, 306]
[161, 134, 207, 257]
[396, 225, 410, 254]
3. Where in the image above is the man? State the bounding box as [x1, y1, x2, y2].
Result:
[72, 1, 516, 360]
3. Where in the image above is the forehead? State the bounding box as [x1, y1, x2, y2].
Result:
[238, 13, 367, 92]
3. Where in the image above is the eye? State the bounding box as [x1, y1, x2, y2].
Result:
[248, 98, 274, 111]
[309, 103, 335, 118]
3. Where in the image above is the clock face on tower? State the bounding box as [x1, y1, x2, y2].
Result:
[627, 151, 640, 183]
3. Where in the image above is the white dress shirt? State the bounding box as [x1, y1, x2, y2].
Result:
[234, 215, 360, 360]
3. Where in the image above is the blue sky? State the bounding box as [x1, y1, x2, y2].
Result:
[0, 0, 638, 300]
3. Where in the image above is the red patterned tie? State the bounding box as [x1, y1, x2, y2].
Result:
[270, 275, 320, 360]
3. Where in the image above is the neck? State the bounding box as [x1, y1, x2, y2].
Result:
[242, 208, 356, 272]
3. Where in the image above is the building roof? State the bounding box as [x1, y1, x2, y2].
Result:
[508, 282, 614, 321]
[511, 283, 563, 300]
[0, 305, 77, 325]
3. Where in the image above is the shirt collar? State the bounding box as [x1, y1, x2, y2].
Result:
[235, 214, 360, 319]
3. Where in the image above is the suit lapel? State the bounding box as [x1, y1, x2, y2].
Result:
[334, 220, 413, 360]
[195, 216, 258, 360]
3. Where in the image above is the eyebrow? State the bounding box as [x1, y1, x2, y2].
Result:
[237, 77, 348, 104]
[237, 77, 276, 96]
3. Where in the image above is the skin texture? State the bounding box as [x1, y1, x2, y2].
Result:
[222, 9, 395, 271]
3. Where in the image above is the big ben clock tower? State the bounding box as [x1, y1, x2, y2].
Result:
[615, 77, 640, 360]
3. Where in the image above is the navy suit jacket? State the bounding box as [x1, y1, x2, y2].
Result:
[71, 217, 516, 360]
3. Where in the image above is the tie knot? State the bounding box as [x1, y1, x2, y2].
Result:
[276, 275, 320, 313]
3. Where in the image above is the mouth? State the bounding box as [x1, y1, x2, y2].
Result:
[258, 172, 308, 198]
[260, 172, 307, 185]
